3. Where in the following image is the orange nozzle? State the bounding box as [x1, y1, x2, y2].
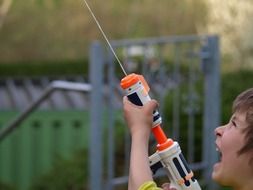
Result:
[120, 73, 150, 92]
[120, 73, 139, 89]
[152, 125, 174, 151]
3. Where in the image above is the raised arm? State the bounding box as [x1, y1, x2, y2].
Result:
[123, 96, 157, 190]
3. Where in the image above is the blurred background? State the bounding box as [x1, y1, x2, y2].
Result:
[0, 0, 253, 190]
[0, 0, 253, 67]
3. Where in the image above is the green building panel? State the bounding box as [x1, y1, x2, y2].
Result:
[0, 111, 89, 190]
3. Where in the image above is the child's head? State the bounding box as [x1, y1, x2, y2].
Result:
[232, 87, 253, 161]
[212, 88, 253, 188]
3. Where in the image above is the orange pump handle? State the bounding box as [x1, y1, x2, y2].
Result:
[120, 73, 150, 92]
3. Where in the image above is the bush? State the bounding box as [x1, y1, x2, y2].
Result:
[0, 182, 16, 190]
[0, 59, 89, 77]
[30, 149, 88, 190]
[221, 69, 253, 123]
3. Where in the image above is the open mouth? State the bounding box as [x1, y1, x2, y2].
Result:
[215, 145, 222, 162]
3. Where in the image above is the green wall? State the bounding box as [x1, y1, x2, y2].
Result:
[0, 111, 89, 190]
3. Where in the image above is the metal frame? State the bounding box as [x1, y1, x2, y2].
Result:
[89, 35, 220, 190]
[0, 81, 91, 142]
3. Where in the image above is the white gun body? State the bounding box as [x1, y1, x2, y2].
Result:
[121, 74, 201, 190]
[149, 142, 201, 190]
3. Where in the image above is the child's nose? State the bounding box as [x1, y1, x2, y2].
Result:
[214, 125, 225, 137]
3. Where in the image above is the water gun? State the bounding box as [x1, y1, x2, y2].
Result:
[120, 73, 201, 190]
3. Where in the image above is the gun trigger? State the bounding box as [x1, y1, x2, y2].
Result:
[150, 161, 163, 175]
[149, 152, 163, 175]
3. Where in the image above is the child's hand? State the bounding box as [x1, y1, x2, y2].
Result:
[123, 96, 158, 138]
[161, 183, 177, 190]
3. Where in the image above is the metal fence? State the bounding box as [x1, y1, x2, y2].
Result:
[0, 80, 91, 190]
[89, 35, 220, 190]
[0, 34, 220, 190]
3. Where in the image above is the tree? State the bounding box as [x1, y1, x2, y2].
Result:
[205, 0, 253, 66]
[0, 0, 12, 29]
[0, 0, 209, 61]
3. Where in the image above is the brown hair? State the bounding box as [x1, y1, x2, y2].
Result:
[232, 88, 253, 161]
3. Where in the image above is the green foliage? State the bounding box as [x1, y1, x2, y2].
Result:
[30, 149, 88, 190]
[162, 77, 204, 161]
[220, 187, 232, 190]
[35, 0, 61, 7]
[0, 0, 209, 61]
[0, 59, 88, 76]
[0, 182, 16, 190]
[221, 69, 253, 123]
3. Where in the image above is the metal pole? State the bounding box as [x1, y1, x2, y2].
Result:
[89, 41, 104, 190]
[106, 49, 116, 190]
[202, 36, 220, 190]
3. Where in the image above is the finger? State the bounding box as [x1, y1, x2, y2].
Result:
[123, 96, 133, 106]
[144, 99, 158, 112]
[123, 96, 128, 103]
[161, 183, 177, 190]
[161, 183, 170, 190]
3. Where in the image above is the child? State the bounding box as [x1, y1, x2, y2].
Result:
[123, 88, 253, 190]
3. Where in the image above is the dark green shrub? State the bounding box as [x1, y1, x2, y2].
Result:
[0, 182, 16, 190]
[221, 70, 253, 123]
[0, 59, 88, 77]
[30, 149, 88, 190]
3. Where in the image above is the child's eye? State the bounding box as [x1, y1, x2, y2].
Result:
[226, 119, 236, 129]
[231, 120, 237, 127]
